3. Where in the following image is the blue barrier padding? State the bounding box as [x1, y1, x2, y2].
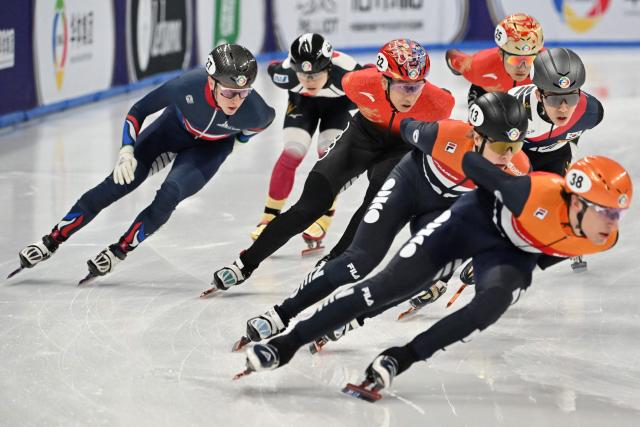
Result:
[3, 40, 640, 130]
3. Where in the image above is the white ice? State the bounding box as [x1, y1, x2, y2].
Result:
[1, 49, 639, 426]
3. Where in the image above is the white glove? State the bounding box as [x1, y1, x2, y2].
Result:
[113, 145, 137, 185]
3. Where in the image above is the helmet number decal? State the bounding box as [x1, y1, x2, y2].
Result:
[494, 25, 507, 47]
[566, 170, 592, 193]
[205, 54, 216, 75]
[321, 41, 333, 58]
[468, 104, 484, 126]
[376, 52, 388, 72]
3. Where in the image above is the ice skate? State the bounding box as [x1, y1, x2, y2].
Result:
[233, 343, 280, 380]
[342, 355, 399, 402]
[79, 244, 126, 285]
[447, 260, 474, 308]
[202, 257, 251, 297]
[301, 221, 326, 256]
[571, 256, 587, 272]
[308, 319, 360, 354]
[8, 235, 59, 279]
[245, 308, 286, 342]
[397, 280, 447, 320]
[249, 220, 269, 241]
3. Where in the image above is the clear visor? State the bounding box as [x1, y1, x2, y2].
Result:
[580, 197, 628, 221]
[296, 71, 327, 81]
[389, 80, 426, 95]
[218, 86, 253, 99]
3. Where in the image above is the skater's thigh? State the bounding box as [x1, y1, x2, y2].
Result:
[283, 94, 320, 136]
[134, 108, 186, 167]
[311, 124, 376, 195]
[473, 247, 538, 294]
[165, 139, 234, 199]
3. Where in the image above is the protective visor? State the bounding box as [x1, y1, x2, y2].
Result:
[484, 138, 524, 155]
[219, 87, 253, 99]
[579, 197, 628, 221]
[389, 80, 426, 95]
[503, 52, 536, 67]
[541, 92, 580, 108]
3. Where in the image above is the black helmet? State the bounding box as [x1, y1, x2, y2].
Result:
[205, 44, 257, 88]
[532, 48, 586, 94]
[469, 92, 528, 142]
[289, 33, 333, 74]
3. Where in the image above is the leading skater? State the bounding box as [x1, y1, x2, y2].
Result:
[241, 153, 632, 401]
[9, 44, 275, 283]
[208, 39, 454, 294]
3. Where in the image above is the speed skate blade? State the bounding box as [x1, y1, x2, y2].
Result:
[301, 244, 325, 257]
[446, 284, 468, 308]
[571, 261, 587, 273]
[78, 272, 99, 286]
[342, 382, 382, 402]
[232, 336, 251, 352]
[6, 266, 24, 279]
[232, 368, 253, 381]
[200, 286, 219, 298]
[396, 306, 417, 321]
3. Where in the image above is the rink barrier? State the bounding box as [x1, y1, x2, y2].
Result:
[2, 40, 640, 130]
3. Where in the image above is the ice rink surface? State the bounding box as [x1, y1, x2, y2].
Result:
[1, 49, 639, 426]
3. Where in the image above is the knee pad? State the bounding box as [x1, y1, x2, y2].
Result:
[317, 129, 342, 157]
[282, 127, 312, 159]
[467, 286, 512, 331]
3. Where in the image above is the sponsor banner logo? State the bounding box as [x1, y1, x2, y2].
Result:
[127, 0, 193, 81]
[0, 28, 15, 70]
[34, 0, 115, 104]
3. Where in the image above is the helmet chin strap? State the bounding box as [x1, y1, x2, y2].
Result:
[573, 198, 588, 237]
[474, 135, 488, 155]
[383, 77, 398, 112]
[211, 80, 219, 104]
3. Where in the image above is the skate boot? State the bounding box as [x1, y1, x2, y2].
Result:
[301, 203, 335, 256]
[232, 307, 287, 352]
[79, 244, 126, 285]
[342, 355, 399, 402]
[233, 343, 280, 380]
[309, 318, 360, 354]
[447, 260, 475, 308]
[8, 235, 60, 278]
[202, 257, 252, 297]
[250, 197, 285, 241]
[571, 256, 587, 272]
[250, 220, 270, 241]
[397, 280, 447, 320]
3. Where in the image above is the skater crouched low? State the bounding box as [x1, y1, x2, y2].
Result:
[9, 44, 275, 283]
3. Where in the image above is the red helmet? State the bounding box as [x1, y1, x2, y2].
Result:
[565, 156, 632, 210]
[376, 39, 430, 82]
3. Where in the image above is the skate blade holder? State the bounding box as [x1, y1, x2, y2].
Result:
[571, 260, 587, 273]
[232, 336, 251, 352]
[308, 337, 328, 354]
[301, 240, 325, 257]
[342, 382, 382, 402]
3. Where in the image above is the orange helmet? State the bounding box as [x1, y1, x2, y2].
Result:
[376, 39, 430, 82]
[565, 156, 633, 211]
[494, 13, 544, 55]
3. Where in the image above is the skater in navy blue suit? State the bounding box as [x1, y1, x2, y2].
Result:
[10, 44, 275, 283]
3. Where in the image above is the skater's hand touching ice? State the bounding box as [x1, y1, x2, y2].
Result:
[113, 145, 137, 185]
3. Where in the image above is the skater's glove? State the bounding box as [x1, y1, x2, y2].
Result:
[113, 145, 137, 185]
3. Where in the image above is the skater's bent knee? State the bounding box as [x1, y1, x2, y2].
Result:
[468, 287, 512, 331]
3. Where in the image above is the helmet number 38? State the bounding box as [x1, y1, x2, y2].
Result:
[566, 170, 591, 193]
